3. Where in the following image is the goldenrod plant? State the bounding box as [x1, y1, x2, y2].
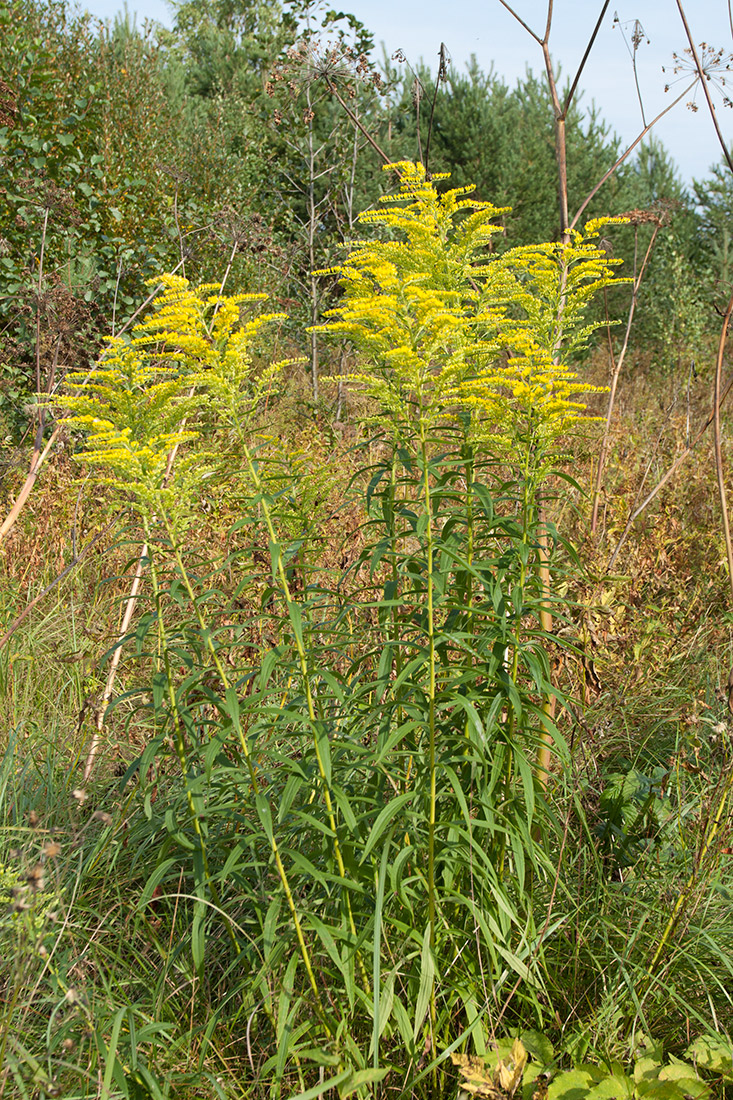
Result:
[19, 169, 713, 1099]
[317, 162, 626, 965]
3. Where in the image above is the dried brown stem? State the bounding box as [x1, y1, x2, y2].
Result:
[323, 77, 391, 164]
[569, 81, 696, 231]
[83, 543, 147, 782]
[81, 381, 195, 781]
[0, 426, 61, 545]
[500, 1, 610, 239]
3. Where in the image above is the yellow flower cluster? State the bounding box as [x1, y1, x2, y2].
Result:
[61, 274, 287, 519]
[313, 161, 512, 429]
[317, 161, 628, 451]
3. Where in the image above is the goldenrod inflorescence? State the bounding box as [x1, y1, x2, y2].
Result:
[316, 161, 628, 452]
[60, 274, 288, 523]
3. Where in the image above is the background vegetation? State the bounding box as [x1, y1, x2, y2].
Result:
[2, 1, 733, 1098]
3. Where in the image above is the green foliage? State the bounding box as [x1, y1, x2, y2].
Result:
[453, 1033, 733, 1100]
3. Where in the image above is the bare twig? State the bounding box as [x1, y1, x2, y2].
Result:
[35, 206, 50, 403]
[424, 43, 449, 175]
[569, 80, 697, 231]
[82, 542, 147, 782]
[500, 0, 611, 238]
[495, 0, 541, 44]
[323, 76, 391, 164]
[0, 426, 61, 545]
[562, 1, 611, 117]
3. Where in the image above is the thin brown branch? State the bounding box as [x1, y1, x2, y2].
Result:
[591, 224, 660, 534]
[83, 543, 147, 783]
[324, 77, 391, 164]
[569, 80, 697, 231]
[542, 0, 553, 44]
[675, 0, 733, 176]
[535, 29, 570, 237]
[35, 206, 50, 401]
[496, 0, 542, 44]
[82, 383, 195, 781]
[563, 1, 612, 116]
[0, 426, 61, 545]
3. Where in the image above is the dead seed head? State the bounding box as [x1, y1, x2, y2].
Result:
[91, 811, 113, 826]
[43, 841, 61, 858]
[26, 864, 46, 892]
[72, 788, 87, 804]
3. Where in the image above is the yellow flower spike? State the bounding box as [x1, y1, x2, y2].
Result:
[315, 161, 625, 451]
[56, 273, 287, 530]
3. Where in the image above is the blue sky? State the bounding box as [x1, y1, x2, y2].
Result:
[79, 0, 733, 185]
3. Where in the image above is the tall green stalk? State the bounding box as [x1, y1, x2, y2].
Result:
[158, 511, 331, 1026]
[237, 440, 370, 994]
[418, 419, 437, 953]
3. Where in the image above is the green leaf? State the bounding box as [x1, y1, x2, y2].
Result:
[100, 1008, 127, 1100]
[286, 1070, 352, 1100]
[657, 1063, 709, 1099]
[413, 923, 435, 1042]
[547, 1068, 595, 1100]
[686, 1036, 733, 1077]
[340, 1067, 391, 1097]
[521, 1030, 554, 1066]
[192, 896, 206, 973]
[361, 792, 413, 864]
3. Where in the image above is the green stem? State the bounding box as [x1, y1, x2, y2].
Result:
[499, 441, 534, 879]
[389, 446, 403, 697]
[464, 447, 475, 616]
[142, 523, 231, 947]
[157, 511, 331, 1028]
[238, 445, 370, 995]
[419, 422, 437, 952]
[418, 412, 438, 1065]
